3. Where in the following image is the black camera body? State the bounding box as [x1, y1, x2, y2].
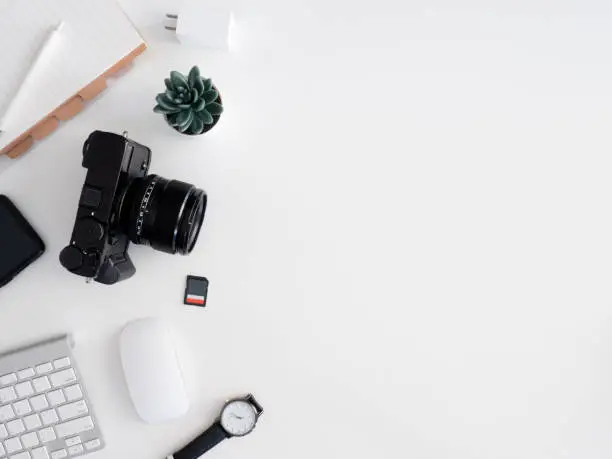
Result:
[60, 131, 206, 285]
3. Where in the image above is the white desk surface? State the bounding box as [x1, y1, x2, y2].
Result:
[1, 1, 612, 458]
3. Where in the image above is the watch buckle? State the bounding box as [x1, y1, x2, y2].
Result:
[246, 394, 264, 417]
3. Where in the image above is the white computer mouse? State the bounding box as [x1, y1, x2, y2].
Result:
[120, 317, 190, 424]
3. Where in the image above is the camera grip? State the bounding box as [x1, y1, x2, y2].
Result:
[95, 236, 136, 285]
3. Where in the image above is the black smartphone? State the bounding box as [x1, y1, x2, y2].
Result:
[0, 195, 45, 288]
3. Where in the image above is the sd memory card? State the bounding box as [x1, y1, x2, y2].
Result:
[184, 275, 209, 306]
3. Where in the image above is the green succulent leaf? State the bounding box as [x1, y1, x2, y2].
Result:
[188, 66, 201, 90]
[202, 89, 218, 104]
[156, 93, 173, 104]
[166, 113, 180, 126]
[156, 94, 180, 110]
[190, 115, 204, 135]
[193, 98, 207, 112]
[154, 104, 181, 115]
[170, 71, 189, 91]
[203, 78, 213, 92]
[174, 109, 193, 128]
[192, 75, 204, 94]
[180, 111, 195, 129]
[178, 118, 192, 133]
[205, 102, 223, 116]
[191, 88, 200, 105]
[164, 78, 174, 91]
[197, 109, 214, 125]
[153, 104, 167, 114]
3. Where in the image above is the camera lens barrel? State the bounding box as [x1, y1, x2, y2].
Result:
[119, 175, 206, 255]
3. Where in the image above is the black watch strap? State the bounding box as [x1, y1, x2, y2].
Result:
[171, 422, 229, 459]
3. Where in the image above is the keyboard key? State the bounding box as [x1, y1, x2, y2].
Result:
[4, 435, 22, 453]
[67, 444, 83, 455]
[0, 405, 15, 422]
[32, 446, 50, 459]
[0, 373, 17, 386]
[52, 359, 70, 370]
[63, 386, 82, 403]
[32, 377, 51, 394]
[7, 418, 25, 435]
[17, 368, 35, 380]
[0, 387, 17, 403]
[15, 382, 34, 399]
[55, 416, 93, 438]
[13, 400, 32, 416]
[21, 431, 39, 448]
[24, 414, 42, 431]
[30, 395, 48, 412]
[35, 364, 53, 375]
[83, 438, 100, 450]
[64, 436, 80, 447]
[49, 370, 76, 388]
[38, 427, 56, 443]
[40, 410, 58, 426]
[0, 341, 102, 458]
[57, 401, 87, 422]
[46, 390, 65, 407]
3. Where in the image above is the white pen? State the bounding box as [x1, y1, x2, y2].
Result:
[0, 21, 65, 132]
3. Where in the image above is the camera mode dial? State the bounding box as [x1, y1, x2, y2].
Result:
[74, 218, 105, 247]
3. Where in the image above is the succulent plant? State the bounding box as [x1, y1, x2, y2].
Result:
[153, 66, 223, 135]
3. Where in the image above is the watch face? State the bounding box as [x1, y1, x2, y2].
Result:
[220, 400, 258, 436]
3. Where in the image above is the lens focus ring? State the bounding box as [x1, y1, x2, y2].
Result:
[118, 175, 206, 255]
[134, 176, 160, 241]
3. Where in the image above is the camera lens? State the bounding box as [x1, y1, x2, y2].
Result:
[118, 175, 206, 254]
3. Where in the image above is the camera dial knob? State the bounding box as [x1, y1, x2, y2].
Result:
[60, 246, 84, 271]
[74, 218, 105, 247]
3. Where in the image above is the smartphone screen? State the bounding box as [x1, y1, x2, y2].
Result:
[0, 195, 45, 287]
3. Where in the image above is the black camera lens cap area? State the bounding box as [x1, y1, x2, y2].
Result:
[0, 195, 45, 288]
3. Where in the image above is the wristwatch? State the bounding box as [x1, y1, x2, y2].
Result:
[168, 394, 263, 459]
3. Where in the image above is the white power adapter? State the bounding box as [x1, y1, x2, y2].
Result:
[165, 1, 234, 50]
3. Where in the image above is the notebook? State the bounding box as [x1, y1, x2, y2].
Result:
[0, 0, 146, 156]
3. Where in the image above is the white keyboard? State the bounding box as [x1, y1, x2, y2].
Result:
[0, 336, 104, 458]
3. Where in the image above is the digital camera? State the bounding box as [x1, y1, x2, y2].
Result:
[60, 131, 207, 285]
